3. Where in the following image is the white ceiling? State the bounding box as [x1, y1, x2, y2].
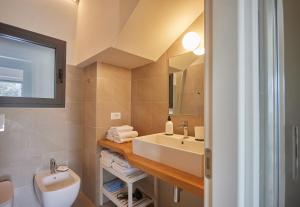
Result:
[77, 0, 204, 69]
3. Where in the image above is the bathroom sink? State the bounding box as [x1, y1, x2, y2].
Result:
[132, 133, 204, 177]
[34, 169, 80, 207]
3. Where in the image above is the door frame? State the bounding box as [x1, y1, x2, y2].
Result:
[259, 0, 286, 206]
[204, 0, 260, 206]
[204, 0, 212, 206]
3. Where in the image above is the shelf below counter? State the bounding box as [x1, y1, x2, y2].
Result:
[98, 139, 204, 197]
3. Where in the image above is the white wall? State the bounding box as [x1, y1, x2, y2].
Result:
[0, 0, 78, 65]
[0, 1, 82, 206]
[212, 0, 239, 206]
[75, 0, 139, 64]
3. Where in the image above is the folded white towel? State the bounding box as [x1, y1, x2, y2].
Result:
[113, 138, 135, 144]
[100, 149, 111, 157]
[113, 155, 131, 168]
[112, 162, 139, 176]
[101, 157, 113, 168]
[106, 126, 138, 143]
[115, 131, 138, 139]
[107, 125, 133, 140]
[100, 150, 117, 164]
[101, 154, 113, 162]
[107, 125, 134, 137]
[110, 125, 134, 133]
[106, 134, 114, 141]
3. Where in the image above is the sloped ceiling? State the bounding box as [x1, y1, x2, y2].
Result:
[76, 0, 204, 69]
[114, 0, 204, 61]
[75, 0, 140, 65]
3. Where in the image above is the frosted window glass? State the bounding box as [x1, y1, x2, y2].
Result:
[0, 36, 55, 98]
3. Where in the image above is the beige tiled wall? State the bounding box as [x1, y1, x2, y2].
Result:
[0, 65, 84, 207]
[82, 63, 98, 203]
[96, 63, 132, 140]
[132, 54, 169, 135]
[132, 15, 204, 137]
[82, 62, 132, 205]
[131, 15, 204, 207]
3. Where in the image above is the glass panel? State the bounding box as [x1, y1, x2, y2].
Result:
[0, 36, 55, 99]
[0, 81, 22, 97]
[259, 0, 285, 206]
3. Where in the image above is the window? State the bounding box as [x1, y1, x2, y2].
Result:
[0, 22, 66, 107]
[0, 81, 22, 97]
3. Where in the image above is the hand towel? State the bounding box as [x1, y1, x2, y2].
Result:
[112, 131, 138, 143]
[101, 150, 117, 159]
[107, 126, 134, 138]
[113, 155, 131, 168]
[113, 137, 136, 144]
[112, 162, 139, 176]
[105, 125, 139, 143]
[110, 125, 134, 132]
[100, 150, 117, 166]
[101, 157, 113, 168]
[101, 149, 115, 156]
[115, 131, 138, 139]
[106, 126, 134, 138]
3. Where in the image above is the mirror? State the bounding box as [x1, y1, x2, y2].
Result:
[168, 52, 204, 116]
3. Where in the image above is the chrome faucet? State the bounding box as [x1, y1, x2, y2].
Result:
[179, 121, 189, 139]
[50, 158, 57, 174]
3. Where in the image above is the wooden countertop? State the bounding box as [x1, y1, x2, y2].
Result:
[98, 139, 204, 197]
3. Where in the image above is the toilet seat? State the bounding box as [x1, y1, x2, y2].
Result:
[0, 181, 13, 207]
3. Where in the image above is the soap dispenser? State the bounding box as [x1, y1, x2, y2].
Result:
[165, 115, 174, 135]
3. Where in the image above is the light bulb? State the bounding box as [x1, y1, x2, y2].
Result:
[193, 47, 205, 56]
[182, 32, 201, 51]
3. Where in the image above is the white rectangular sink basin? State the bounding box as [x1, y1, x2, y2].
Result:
[132, 133, 204, 177]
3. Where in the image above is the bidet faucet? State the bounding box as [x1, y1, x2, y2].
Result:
[50, 158, 57, 174]
[178, 121, 189, 139]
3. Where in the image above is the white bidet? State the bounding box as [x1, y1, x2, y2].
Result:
[34, 169, 80, 207]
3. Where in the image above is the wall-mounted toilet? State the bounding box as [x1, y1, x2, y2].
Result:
[0, 181, 13, 207]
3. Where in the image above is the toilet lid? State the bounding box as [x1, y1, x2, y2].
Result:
[0, 181, 13, 205]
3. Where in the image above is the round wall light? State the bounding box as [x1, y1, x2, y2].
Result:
[182, 32, 201, 51]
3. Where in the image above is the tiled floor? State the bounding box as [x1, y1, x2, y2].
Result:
[72, 193, 95, 207]
[73, 193, 116, 207]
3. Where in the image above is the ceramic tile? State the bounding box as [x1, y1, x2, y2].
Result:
[99, 63, 131, 81]
[84, 101, 96, 127]
[0, 65, 84, 206]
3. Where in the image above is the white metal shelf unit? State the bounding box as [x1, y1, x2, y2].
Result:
[99, 160, 158, 207]
[102, 187, 153, 207]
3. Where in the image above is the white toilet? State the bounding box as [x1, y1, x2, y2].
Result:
[0, 181, 13, 207]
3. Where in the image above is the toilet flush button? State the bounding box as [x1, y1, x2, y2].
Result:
[0, 114, 4, 132]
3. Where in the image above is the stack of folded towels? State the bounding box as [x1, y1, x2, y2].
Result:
[106, 125, 138, 143]
[100, 150, 117, 168]
[100, 150, 140, 176]
[103, 178, 125, 192]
